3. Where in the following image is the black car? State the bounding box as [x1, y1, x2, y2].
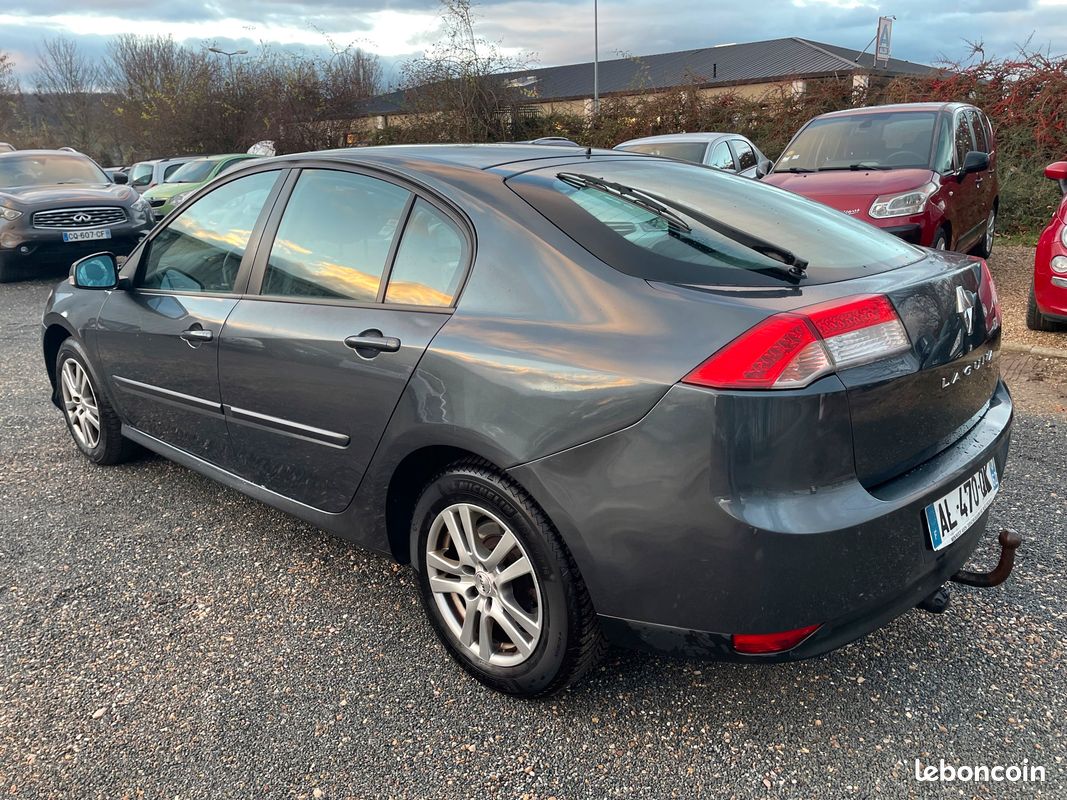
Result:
[0, 150, 154, 282]
[42, 145, 1013, 696]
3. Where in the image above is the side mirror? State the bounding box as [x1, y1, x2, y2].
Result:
[112, 172, 128, 185]
[71, 252, 119, 290]
[962, 150, 989, 175]
[755, 158, 774, 179]
[1045, 161, 1067, 195]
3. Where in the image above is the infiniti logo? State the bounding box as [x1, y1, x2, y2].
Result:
[955, 285, 975, 335]
[72, 213, 92, 224]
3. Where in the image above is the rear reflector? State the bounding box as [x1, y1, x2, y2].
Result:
[732, 624, 822, 654]
[684, 294, 911, 390]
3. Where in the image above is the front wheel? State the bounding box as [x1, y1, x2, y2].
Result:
[413, 459, 604, 697]
[972, 207, 996, 259]
[1027, 283, 1060, 331]
[56, 340, 137, 465]
[931, 226, 949, 251]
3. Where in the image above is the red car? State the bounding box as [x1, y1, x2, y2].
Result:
[1028, 161, 1067, 330]
[765, 102, 998, 256]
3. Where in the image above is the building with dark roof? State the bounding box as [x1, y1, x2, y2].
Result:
[351, 36, 934, 132]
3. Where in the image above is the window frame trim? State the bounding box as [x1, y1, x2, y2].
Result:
[242, 159, 476, 312]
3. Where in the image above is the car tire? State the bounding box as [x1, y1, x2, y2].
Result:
[1026, 283, 1060, 332]
[972, 207, 996, 259]
[55, 340, 138, 465]
[412, 458, 605, 697]
[931, 227, 949, 251]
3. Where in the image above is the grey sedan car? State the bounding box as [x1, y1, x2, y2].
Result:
[41, 145, 1012, 696]
[615, 132, 773, 178]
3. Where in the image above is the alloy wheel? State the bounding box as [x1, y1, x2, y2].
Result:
[60, 358, 101, 450]
[985, 210, 996, 254]
[425, 502, 543, 667]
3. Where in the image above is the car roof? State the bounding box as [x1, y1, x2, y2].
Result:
[815, 102, 972, 120]
[267, 144, 630, 174]
[0, 149, 93, 158]
[616, 133, 734, 147]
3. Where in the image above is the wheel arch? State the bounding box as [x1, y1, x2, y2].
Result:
[42, 321, 75, 405]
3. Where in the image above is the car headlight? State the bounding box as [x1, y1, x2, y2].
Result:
[171, 191, 192, 207]
[1052, 255, 1067, 275]
[132, 195, 151, 213]
[1060, 223, 1067, 249]
[869, 182, 939, 219]
[0, 205, 22, 221]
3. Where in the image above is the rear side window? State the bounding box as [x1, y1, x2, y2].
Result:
[385, 199, 467, 307]
[140, 171, 279, 293]
[508, 159, 924, 287]
[619, 142, 708, 164]
[731, 140, 758, 171]
[261, 169, 411, 302]
[706, 141, 735, 171]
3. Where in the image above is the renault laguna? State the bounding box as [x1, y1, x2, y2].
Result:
[41, 145, 1015, 696]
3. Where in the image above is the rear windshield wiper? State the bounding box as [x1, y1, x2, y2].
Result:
[557, 172, 691, 233]
[557, 172, 807, 283]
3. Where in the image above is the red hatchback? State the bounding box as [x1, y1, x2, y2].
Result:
[765, 102, 998, 256]
[1028, 161, 1067, 330]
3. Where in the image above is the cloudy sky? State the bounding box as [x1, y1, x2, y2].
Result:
[3, 0, 1067, 86]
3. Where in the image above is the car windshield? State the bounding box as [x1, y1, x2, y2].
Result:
[776, 111, 938, 172]
[166, 159, 216, 183]
[508, 158, 924, 287]
[618, 142, 709, 163]
[0, 154, 107, 188]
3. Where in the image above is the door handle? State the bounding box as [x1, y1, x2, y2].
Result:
[344, 331, 401, 357]
[180, 328, 213, 343]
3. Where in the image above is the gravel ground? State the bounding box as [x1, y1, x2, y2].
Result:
[988, 245, 1067, 352]
[0, 276, 1065, 799]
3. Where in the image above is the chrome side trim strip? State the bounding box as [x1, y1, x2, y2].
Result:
[224, 404, 351, 448]
[112, 375, 223, 415]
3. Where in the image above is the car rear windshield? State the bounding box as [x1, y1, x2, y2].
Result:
[617, 142, 708, 163]
[166, 159, 216, 183]
[776, 111, 938, 172]
[0, 154, 107, 188]
[507, 159, 925, 287]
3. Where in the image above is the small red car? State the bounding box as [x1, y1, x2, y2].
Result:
[765, 102, 998, 255]
[1028, 161, 1067, 330]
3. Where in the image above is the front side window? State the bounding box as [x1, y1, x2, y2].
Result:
[140, 171, 279, 293]
[932, 114, 955, 173]
[706, 141, 735, 171]
[385, 199, 467, 307]
[261, 169, 411, 302]
[776, 111, 938, 171]
[130, 162, 153, 187]
[954, 113, 976, 166]
[731, 140, 758, 172]
[968, 111, 989, 153]
[509, 159, 923, 287]
[167, 159, 215, 184]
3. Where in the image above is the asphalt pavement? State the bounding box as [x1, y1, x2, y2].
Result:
[0, 274, 1064, 799]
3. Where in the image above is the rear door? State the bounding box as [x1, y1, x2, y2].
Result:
[218, 166, 471, 512]
[95, 169, 285, 468]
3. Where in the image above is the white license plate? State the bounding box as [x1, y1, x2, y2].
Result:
[924, 460, 1000, 551]
[62, 229, 111, 242]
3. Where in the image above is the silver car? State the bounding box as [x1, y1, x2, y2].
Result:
[616, 132, 773, 178]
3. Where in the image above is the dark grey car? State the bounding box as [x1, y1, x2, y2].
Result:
[0, 150, 154, 282]
[40, 145, 1013, 696]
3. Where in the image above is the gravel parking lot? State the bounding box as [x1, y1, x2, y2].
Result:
[0, 267, 1064, 799]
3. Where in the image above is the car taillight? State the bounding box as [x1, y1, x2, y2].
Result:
[683, 294, 911, 390]
[977, 258, 1001, 334]
[732, 624, 822, 654]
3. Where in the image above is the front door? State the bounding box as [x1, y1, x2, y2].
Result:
[949, 110, 983, 250]
[95, 169, 284, 467]
[218, 167, 470, 512]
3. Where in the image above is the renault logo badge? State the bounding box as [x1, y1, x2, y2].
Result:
[955, 285, 975, 335]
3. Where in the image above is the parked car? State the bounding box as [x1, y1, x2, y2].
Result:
[1028, 160, 1067, 331]
[764, 103, 998, 255]
[42, 146, 1012, 696]
[142, 153, 260, 220]
[0, 142, 16, 153]
[0, 149, 154, 282]
[126, 156, 197, 194]
[615, 133, 773, 178]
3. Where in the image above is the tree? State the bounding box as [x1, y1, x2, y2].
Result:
[396, 0, 528, 142]
[33, 37, 107, 155]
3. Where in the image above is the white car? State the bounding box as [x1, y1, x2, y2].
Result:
[615, 132, 773, 178]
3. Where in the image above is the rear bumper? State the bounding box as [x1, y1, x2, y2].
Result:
[511, 378, 1013, 661]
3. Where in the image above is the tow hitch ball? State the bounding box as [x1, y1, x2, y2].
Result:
[951, 529, 1022, 588]
[919, 529, 1022, 614]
